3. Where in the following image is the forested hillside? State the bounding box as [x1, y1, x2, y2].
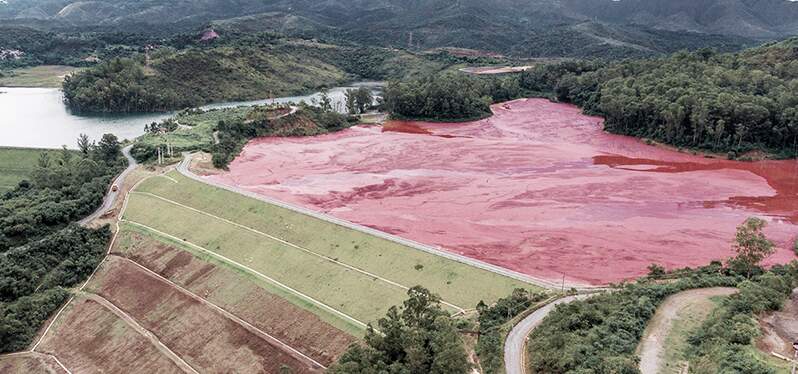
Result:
[0, 136, 124, 352]
[4, 0, 792, 59]
[520, 38, 798, 158]
[62, 34, 465, 113]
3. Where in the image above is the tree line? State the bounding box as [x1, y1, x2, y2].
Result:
[0, 134, 123, 353]
[519, 38, 798, 158]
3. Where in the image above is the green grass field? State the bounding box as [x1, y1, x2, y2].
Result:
[137, 107, 249, 150]
[0, 65, 81, 88]
[0, 147, 66, 193]
[124, 171, 540, 326]
[114, 224, 366, 336]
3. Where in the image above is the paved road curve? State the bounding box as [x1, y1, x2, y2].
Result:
[78, 144, 137, 225]
[176, 153, 595, 291]
[504, 295, 592, 374]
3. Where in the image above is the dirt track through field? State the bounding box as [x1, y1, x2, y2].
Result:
[114, 255, 327, 369]
[115, 230, 355, 365]
[91, 255, 320, 373]
[121, 219, 372, 331]
[79, 292, 199, 374]
[0, 351, 70, 374]
[130, 190, 467, 313]
[637, 287, 738, 374]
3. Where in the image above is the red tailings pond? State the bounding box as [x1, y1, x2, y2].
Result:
[209, 99, 798, 285]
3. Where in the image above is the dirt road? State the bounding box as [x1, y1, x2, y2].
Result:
[637, 287, 738, 374]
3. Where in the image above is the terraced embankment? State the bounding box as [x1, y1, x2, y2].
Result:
[123, 171, 541, 327]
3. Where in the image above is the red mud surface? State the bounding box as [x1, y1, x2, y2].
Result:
[209, 98, 798, 285]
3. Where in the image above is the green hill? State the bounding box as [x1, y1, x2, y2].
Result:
[4, 0, 796, 59]
[61, 36, 455, 113]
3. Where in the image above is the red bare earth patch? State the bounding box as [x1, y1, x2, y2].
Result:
[209, 98, 798, 285]
[87, 256, 319, 373]
[114, 231, 356, 365]
[36, 297, 183, 373]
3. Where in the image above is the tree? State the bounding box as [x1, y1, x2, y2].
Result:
[355, 86, 373, 114]
[318, 89, 333, 112]
[96, 134, 120, 163]
[60, 145, 73, 166]
[329, 286, 470, 374]
[77, 133, 91, 155]
[36, 152, 50, 169]
[344, 89, 358, 114]
[731, 217, 775, 278]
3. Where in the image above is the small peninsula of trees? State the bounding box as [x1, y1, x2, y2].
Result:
[63, 58, 186, 113]
[383, 72, 495, 121]
[0, 135, 123, 352]
[344, 86, 374, 115]
[210, 102, 357, 169]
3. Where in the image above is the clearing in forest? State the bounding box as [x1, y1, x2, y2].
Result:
[0, 147, 67, 193]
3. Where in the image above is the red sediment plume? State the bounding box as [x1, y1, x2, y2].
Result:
[382, 120, 432, 135]
[209, 98, 798, 285]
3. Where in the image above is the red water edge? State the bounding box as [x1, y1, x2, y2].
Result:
[209, 98, 798, 285]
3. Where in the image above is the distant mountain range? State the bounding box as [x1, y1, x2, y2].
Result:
[2, 0, 798, 58]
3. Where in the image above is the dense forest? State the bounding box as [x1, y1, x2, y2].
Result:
[0, 25, 163, 69]
[0, 135, 123, 352]
[384, 72, 523, 121]
[329, 286, 470, 374]
[61, 33, 463, 113]
[520, 38, 798, 158]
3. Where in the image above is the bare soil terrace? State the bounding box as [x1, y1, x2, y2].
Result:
[36, 295, 184, 373]
[113, 228, 356, 366]
[85, 255, 320, 373]
[0, 353, 67, 374]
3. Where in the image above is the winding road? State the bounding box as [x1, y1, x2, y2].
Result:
[78, 144, 137, 225]
[504, 294, 593, 374]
